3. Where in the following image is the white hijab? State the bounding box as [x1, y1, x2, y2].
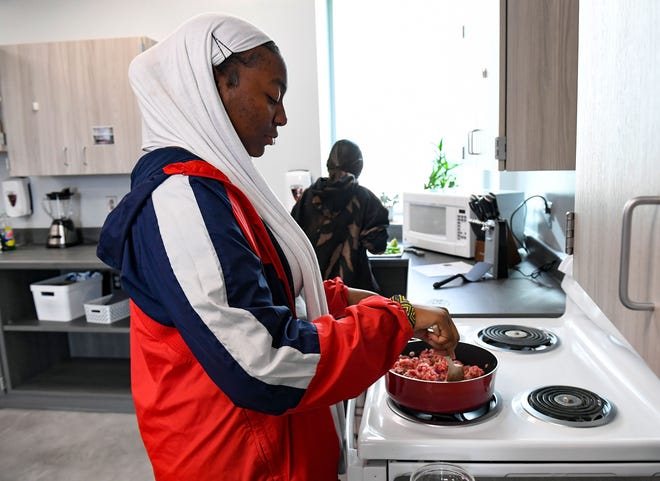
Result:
[128, 12, 328, 321]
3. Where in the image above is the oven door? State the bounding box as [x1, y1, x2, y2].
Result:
[345, 394, 387, 480]
[388, 461, 660, 480]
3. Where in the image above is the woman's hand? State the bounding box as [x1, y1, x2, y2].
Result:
[412, 305, 459, 356]
[344, 288, 459, 355]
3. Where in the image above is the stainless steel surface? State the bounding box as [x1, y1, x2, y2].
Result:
[46, 219, 80, 248]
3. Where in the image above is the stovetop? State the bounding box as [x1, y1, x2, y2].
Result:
[356, 310, 660, 463]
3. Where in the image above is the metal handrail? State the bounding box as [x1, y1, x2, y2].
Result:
[619, 196, 660, 311]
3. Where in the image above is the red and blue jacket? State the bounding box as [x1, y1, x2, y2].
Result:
[97, 147, 413, 480]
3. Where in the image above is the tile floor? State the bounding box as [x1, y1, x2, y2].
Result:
[0, 408, 153, 481]
[0, 408, 349, 480]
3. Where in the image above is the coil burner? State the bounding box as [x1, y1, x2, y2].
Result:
[521, 385, 614, 427]
[478, 324, 558, 352]
[387, 394, 500, 426]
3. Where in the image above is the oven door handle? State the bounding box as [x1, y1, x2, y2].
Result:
[619, 196, 660, 311]
[345, 396, 357, 451]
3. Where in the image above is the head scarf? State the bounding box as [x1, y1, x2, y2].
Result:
[327, 139, 363, 178]
[128, 13, 327, 320]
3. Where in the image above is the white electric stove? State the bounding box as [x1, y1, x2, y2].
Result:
[346, 258, 660, 480]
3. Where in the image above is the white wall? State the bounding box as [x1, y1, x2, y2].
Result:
[0, 0, 328, 228]
[500, 170, 575, 255]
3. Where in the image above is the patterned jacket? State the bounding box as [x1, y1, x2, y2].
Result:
[291, 175, 389, 292]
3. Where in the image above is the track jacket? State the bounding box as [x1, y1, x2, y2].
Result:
[97, 147, 413, 481]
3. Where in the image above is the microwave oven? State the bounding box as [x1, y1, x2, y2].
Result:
[402, 190, 523, 258]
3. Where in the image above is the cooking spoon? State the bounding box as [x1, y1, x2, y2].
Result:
[430, 325, 465, 382]
[445, 356, 465, 382]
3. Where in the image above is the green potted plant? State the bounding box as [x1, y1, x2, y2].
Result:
[379, 192, 399, 221]
[423, 138, 459, 190]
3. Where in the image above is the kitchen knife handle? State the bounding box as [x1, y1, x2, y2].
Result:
[618, 196, 659, 311]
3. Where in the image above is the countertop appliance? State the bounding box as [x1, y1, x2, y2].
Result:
[43, 188, 80, 248]
[346, 256, 660, 480]
[402, 191, 522, 258]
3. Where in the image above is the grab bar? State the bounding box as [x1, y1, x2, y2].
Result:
[619, 196, 660, 311]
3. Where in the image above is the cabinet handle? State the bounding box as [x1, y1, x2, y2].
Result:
[618, 196, 660, 311]
[467, 129, 482, 155]
[82, 145, 88, 166]
[63, 146, 69, 167]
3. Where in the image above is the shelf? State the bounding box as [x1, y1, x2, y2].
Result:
[3, 315, 130, 333]
[0, 244, 133, 413]
[0, 357, 134, 413]
[12, 357, 130, 393]
[0, 244, 107, 270]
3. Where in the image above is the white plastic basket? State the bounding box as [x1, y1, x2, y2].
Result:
[84, 293, 130, 324]
[30, 273, 103, 322]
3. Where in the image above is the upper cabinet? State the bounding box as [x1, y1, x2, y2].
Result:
[0, 37, 155, 176]
[498, 0, 578, 171]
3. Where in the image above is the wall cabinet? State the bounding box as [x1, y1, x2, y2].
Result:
[573, 1, 660, 376]
[0, 245, 133, 412]
[0, 37, 155, 176]
[498, 0, 578, 171]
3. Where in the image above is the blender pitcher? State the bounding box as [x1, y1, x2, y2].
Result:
[42, 188, 80, 248]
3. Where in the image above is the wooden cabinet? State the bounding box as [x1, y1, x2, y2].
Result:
[498, 0, 578, 171]
[0, 37, 155, 176]
[0, 245, 133, 412]
[573, 1, 660, 376]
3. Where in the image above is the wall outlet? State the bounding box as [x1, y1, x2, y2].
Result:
[111, 273, 122, 290]
[106, 196, 118, 212]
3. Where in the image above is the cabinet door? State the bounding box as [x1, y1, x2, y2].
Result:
[0, 37, 153, 176]
[499, 0, 578, 171]
[0, 43, 70, 176]
[71, 37, 154, 174]
[574, 0, 660, 376]
[46, 41, 85, 175]
[446, 0, 500, 174]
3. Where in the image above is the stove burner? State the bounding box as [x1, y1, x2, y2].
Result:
[387, 394, 500, 426]
[478, 324, 558, 352]
[521, 385, 614, 427]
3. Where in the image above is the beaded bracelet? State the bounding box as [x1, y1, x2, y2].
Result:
[390, 294, 416, 329]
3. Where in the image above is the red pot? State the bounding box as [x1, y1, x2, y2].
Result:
[386, 340, 498, 414]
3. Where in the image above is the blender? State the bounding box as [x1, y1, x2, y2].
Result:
[43, 188, 80, 248]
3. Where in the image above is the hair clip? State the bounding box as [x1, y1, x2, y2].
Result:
[211, 34, 234, 61]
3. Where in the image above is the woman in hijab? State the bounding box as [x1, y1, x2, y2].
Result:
[97, 13, 458, 481]
[291, 139, 390, 292]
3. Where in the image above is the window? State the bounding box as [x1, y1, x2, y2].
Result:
[329, 0, 499, 203]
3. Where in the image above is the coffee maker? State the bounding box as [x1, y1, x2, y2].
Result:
[43, 188, 80, 248]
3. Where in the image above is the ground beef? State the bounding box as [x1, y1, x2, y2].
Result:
[391, 348, 485, 381]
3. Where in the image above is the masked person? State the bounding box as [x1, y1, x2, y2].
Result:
[97, 12, 458, 481]
[291, 139, 390, 292]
